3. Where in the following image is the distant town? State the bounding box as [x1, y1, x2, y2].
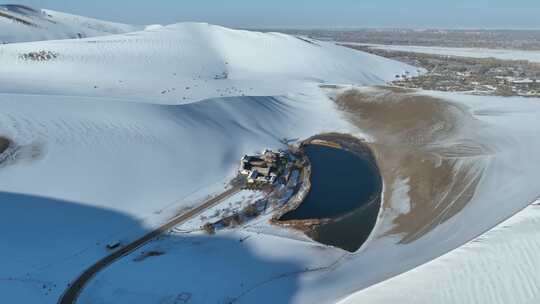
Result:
[345, 45, 540, 97]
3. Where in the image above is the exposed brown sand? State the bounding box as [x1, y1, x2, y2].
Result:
[335, 87, 490, 243]
[319, 84, 342, 90]
[0, 137, 9, 155]
[374, 85, 416, 94]
[337, 88, 465, 146]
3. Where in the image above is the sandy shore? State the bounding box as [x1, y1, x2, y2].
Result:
[335, 87, 489, 243]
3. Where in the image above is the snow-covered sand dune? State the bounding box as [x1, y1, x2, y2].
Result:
[0, 4, 141, 43]
[340, 203, 540, 304]
[0, 22, 421, 104]
[322, 88, 540, 304]
[77, 89, 540, 304]
[1, 9, 540, 304]
[0, 91, 351, 222]
[0, 90, 355, 303]
[0, 17, 418, 303]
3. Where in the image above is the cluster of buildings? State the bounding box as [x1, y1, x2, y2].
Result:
[239, 149, 288, 185]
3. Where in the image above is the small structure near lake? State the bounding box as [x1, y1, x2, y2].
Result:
[200, 148, 303, 235]
[239, 149, 288, 186]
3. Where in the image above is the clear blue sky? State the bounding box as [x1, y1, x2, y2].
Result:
[15, 0, 540, 28]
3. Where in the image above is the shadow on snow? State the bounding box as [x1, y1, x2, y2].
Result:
[0, 191, 303, 304]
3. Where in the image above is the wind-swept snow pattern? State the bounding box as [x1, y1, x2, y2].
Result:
[1, 11, 540, 304]
[78, 89, 540, 304]
[0, 23, 420, 104]
[339, 203, 540, 304]
[0, 4, 140, 43]
[0, 90, 353, 303]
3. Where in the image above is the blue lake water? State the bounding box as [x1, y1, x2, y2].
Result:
[281, 144, 381, 221]
[280, 143, 382, 252]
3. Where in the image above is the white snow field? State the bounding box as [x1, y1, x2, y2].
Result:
[0, 90, 353, 303]
[77, 90, 540, 304]
[0, 22, 420, 104]
[348, 42, 540, 63]
[340, 203, 540, 304]
[0, 4, 141, 43]
[0, 17, 416, 303]
[1, 9, 540, 304]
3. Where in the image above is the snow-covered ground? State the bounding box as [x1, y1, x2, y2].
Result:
[0, 15, 413, 303]
[0, 23, 420, 104]
[346, 42, 540, 63]
[78, 91, 540, 304]
[1, 7, 540, 304]
[177, 189, 266, 232]
[340, 202, 540, 304]
[0, 87, 358, 303]
[0, 4, 141, 43]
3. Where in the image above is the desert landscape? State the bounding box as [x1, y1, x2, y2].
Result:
[1, 2, 540, 304]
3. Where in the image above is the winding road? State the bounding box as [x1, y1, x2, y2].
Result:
[58, 185, 242, 304]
